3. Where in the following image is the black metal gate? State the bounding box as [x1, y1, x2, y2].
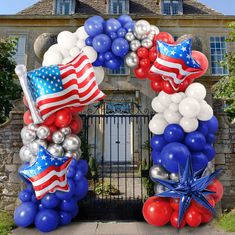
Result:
[77, 100, 153, 221]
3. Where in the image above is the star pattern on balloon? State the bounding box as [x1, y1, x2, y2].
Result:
[151, 157, 222, 226]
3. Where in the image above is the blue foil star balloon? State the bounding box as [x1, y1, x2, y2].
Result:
[152, 157, 222, 226]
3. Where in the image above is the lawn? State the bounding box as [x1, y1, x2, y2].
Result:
[0, 211, 15, 235]
[217, 209, 235, 232]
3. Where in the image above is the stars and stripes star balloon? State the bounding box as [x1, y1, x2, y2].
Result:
[20, 146, 72, 199]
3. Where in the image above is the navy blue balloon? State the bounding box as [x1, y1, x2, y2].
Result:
[192, 152, 208, 172]
[203, 144, 216, 161]
[35, 209, 60, 233]
[60, 211, 72, 226]
[70, 202, 79, 218]
[124, 21, 135, 32]
[105, 57, 122, 69]
[60, 198, 77, 212]
[118, 15, 132, 26]
[19, 190, 32, 202]
[70, 158, 77, 167]
[112, 38, 129, 57]
[76, 159, 88, 175]
[38, 203, 45, 211]
[105, 18, 121, 33]
[151, 150, 162, 165]
[74, 170, 83, 181]
[206, 133, 216, 144]
[67, 165, 76, 178]
[117, 27, 127, 38]
[161, 142, 191, 173]
[85, 36, 93, 46]
[197, 121, 209, 136]
[14, 202, 37, 227]
[109, 32, 118, 40]
[164, 124, 185, 143]
[98, 53, 106, 63]
[92, 34, 111, 53]
[75, 177, 89, 200]
[84, 18, 103, 37]
[105, 51, 115, 60]
[31, 194, 39, 204]
[55, 179, 75, 200]
[185, 131, 206, 152]
[151, 135, 167, 152]
[41, 193, 60, 209]
[207, 116, 219, 134]
[93, 58, 104, 67]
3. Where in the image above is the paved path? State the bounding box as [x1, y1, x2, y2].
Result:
[11, 222, 235, 235]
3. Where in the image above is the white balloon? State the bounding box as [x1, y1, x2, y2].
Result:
[185, 83, 207, 101]
[76, 39, 86, 49]
[180, 117, 198, 133]
[164, 110, 181, 124]
[76, 26, 89, 40]
[197, 101, 213, 121]
[179, 97, 200, 118]
[179, 92, 186, 99]
[149, 117, 168, 135]
[70, 47, 81, 58]
[158, 91, 172, 107]
[48, 44, 60, 52]
[152, 113, 164, 120]
[171, 93, 183, 104]
[57, 31, 77, 50]
[151, 97, 166, 113]
[59, 47, 70, 58]
[169, 103, 179, 112]
[43, 50, 63, 66]
[94, 67, 105, 85]
[82, 46, 97, 63]
[62, 57, 73, 64]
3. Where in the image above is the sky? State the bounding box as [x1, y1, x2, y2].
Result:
[0, 0, 235, 15]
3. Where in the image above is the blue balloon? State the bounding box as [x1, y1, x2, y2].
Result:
[60, 211, 72, 226]
[163, 124, 185, 143]
[151, 135, 167, 152]
[93, 58, 104, 67]
[161, 143, 191, 173]
[124, 21, 135, 32]
[35, 209, 60, 233]
[67, 165, 76, 178]
[14, 202, 37, 227]
[117, 27, 127, 38]
[90, 15, 105, 24]
[31, 194, 39, 204]
[41, 193, 60, 209]
[84, 18, 103, 37]
[105, 18, 121, 33]
[112, 38, 129, 57]
[60, 198, 77, 212]
[207, 116, 219, 134]
[109, 32, 118, 40]
[75, 177, 89, 200]
[76, 159, 88, 175]
[70, 202, 79, 218]
[151, 150, 162, 165]
[185, 131, 206, 152]
[206, 133, 216, 144]
[19, 190, 32, 202]
[98, 53, 106, 63]
[118, 15, 133, 26]
[197, 121, 209, 136]
[74, 170, 83, 181]
[55, 179, 75, 200]
[192, 152, 208, 172]
[92, 34, 111, 53]
[85, 36, 93, 46]
[105, 51, 115, 60]
[38, 203, 45, 210]
[105, 58, 122, 69]
[70, 158, 77, 167]
[203, 144, 216, 161]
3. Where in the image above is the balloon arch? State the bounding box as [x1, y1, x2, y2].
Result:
[14, 15, 223, 232]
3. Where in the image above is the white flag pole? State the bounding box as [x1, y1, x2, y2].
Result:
[15, 65, 43, 124]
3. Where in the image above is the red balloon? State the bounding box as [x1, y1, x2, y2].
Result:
[137, 47, 149, 59]
[140, 58, 151, 69]
[178, 79, 190, 92]
[170, 211, 186, 229]
[143, 197, 172, 226]
[170, 198, 180, 211]
[70, 115, 83, 134]
[43, 113, 56, 126]
[150, 81, 162, 93]
[55, 108, 72, 128]
[134, 67, 147, 79]
[201, 212, 213, 223]
[70, 106, 85, 114]
[47, 125, 58, 142]
[23, 110, 33, 125]
[207, 179, 224, 203]
[23, 96, 29, 108]
[162, 80, 175, 94]
[154, 32, 175, 44]
[191, 196, 215, 214]
[149, 47, 157, 62]
[186, 208, 202, 227]
[147, 71, 162, 82]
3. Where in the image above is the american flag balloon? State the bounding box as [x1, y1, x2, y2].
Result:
[150, 39, 202, 91]
[20, 146, 72, 200]
[26, 52, 105, 122]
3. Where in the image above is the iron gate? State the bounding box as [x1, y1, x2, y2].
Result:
[77, 100, 153, 221]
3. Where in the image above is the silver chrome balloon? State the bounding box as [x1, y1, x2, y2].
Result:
[154, 184, 167, 194]
[130, 39, 141, 52]
[125, 52, 139, 68]
[52, 131, 65, 144]
[125, 32, 135, 42]
[64, 150, 81, 159]
[149, 165, 169, 180]
[27, 123, 38, 132]
[170, 173, 179, 182]
[36, 126, 50, 140]
[60, 127, 71, 136]
[149, 25, 160, 37]
[29, 139, 47, 155]
[21, 127, 36, 144]
[62, 134, 81, 151]
[134, 20, 151, 40]
[47, 143, 64, 157]
[19, 145, 34, 162]
[141, 38, 153, 49]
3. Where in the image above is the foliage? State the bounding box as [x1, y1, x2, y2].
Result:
[0, 37, 22, 124]
[217, 209, 235, 232]
[212, 22, 235, 121]
[94, 180, 120, 196]
[0, 211, 15, 235]
[88, 156, 98, 179]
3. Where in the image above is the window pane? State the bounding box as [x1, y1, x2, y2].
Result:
[109, 0, 127, 14]
[64, 2, 70, 15]
[109, 66, 129, 75]
[172, 1, 179, 15]
[163, 0, 171, 15]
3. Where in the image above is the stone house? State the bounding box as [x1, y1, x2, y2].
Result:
[0, 0, 235, 217]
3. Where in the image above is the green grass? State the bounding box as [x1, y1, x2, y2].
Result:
[217, 209, 235, 232]
[0, 211, 15, 235]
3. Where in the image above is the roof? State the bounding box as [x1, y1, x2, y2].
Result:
[17, 0, 222, 16]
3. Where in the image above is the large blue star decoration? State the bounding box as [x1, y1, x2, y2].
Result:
[152, 157, 222, 226]
[20, 146, 72, 200]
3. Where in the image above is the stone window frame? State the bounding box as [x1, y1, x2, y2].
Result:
[53, 0, 75, 15]
[107, 0, 130, 15]
[160, 0, 183, 15]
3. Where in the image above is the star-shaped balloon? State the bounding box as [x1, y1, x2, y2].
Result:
[151, 157, 222, 226]
[20, 146, 72, 199]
